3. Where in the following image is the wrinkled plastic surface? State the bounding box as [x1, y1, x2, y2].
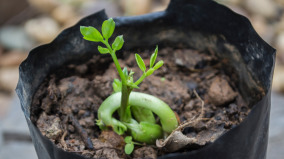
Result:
[16, 0, 275, 158]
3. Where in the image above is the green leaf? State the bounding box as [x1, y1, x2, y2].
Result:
[153, 60, 164, 70]
[135, 54, 146, 72]
[146, 68, 155, 76]
[125, 143, 134, 155]
[112, 35, 124, 51]
[98, 46, 109, 54]
[123, 67, 128, 79]
[124, 136, 132, 144]
[150, 45, 158, 68]
[80, 26, 103, 42]
[102, 18, 115, 40]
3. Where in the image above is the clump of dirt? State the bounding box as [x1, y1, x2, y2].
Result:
[31, 47, 250, 159]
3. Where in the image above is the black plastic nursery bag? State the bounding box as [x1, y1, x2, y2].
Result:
[16, 0, 275, 158]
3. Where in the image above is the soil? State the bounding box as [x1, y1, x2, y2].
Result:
[31, 47, 250, 159]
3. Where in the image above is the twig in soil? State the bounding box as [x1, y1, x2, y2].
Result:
[60, 131, 68, 150]
[175, 89, 204, 131]
[60, 115, 69, 150]
[69, 115, 94, 150]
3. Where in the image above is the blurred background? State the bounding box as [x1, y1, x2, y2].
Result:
[0, 0, 283, 159]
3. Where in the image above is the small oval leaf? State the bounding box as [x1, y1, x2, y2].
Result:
[112, 35, 124, 51]
[80, 26, 103, 42]
[124, 136, 132, 144]
[125, 143, 134, 155]
[102, 18, 115, 40]
[135, 54, 146, 72]
[98, 46, 109, 54]
[150, 46, 158, 68]
[153, 60, 164, 70]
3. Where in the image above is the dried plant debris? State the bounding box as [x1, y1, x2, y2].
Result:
[157, 90, 204, 152]
[32, 48, 249, 159]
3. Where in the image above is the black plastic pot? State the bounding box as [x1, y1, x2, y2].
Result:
[16, 0, 275, 158]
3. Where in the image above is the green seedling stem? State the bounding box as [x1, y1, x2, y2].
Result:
[102, 40, 131, 122]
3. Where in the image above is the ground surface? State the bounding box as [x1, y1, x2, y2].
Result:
[0, 92, 283, 159]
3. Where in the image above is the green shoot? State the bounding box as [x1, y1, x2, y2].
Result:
[80, 18, 178, 154]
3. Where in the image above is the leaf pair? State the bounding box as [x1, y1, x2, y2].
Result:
[135, 46, 164, 74]
[124, 136, 134, 155]
[80, 18, 114, 42]
[97, 35, 124, 54]
[80, 18, 124, 54]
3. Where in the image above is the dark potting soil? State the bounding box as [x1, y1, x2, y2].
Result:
[31, 48, 249, 159]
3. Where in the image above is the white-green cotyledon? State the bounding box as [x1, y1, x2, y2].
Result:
[98, 92, 178, 143]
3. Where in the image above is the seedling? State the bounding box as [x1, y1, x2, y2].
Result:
[80, 18, 178, 154]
